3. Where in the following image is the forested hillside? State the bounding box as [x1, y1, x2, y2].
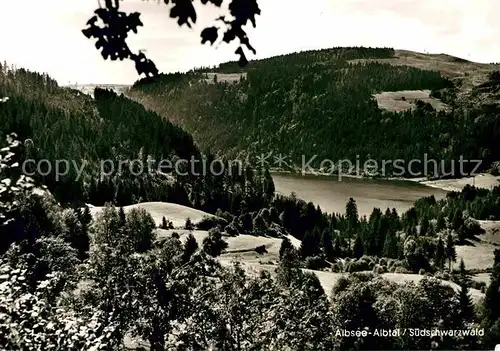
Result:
[0, 64, 273, 213]
[129, 46, 500, 177]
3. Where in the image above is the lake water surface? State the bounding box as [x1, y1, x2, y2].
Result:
[272, 173, 448, 217]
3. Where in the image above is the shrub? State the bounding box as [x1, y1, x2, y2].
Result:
[305, 256, 326, 270]
[185, 217, 195, 230]
[347, 259, 371, 273]
[171, 232, 180, 239]
[255, 245, 267, 254]
[266, 223, 282, 237]
[331, 262, 342, 273]
[202, 227, 228, 257]
[196, 216, 228, 230]
[224, 224, 239, 236]
[471, 281, 487, 291]
[215, 209, 234, 223]
[373, 264, 387, 275]
[331, 276, 350, 295]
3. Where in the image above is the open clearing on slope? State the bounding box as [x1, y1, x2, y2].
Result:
[420, 173, 500, 193]
[156, 228, 300, 265]
[203, 73, 246, 84]
[349, 49, 499, 104]
[453, 221, 500, 271]
[88, 202, 216, 228]
[478, 220, 500, 245]
[454, 242, 496, 270]
[373, 89, 450, 112]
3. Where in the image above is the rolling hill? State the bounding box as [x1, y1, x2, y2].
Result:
[127, 47, 500, 178]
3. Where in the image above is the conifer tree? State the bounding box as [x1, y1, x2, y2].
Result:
[353, 233, 364, 259]
[457, 258, 474, 322]
[161, 216, 168, 230]
[345, 198, 358, 236]
[279, 237, 294, 261]
[483, 250, 500, 326]
[321, 229, 334, 261]
[118, 207, 126, 227]
[434, 237, 445, 270]
[445, 233, 456, 271]
[182, 233, 199, 263]
[300, 230, 320, 259]
[382, 231, 398, 258]
[436, 212, 446, 231]
[419, 215, 429, 236]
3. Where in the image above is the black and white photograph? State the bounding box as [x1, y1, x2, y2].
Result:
[1, 0, 500, 350]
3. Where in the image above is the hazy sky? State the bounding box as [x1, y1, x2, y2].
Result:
[1, 0, 498, 85]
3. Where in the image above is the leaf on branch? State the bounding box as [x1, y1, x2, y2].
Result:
[127, 12, 143, 30]
[81, 28, 94, 39]
[170, 0, 197, 28]
[201, 0, 223, 6]
[84, 0, 260, 76]
[229, 0, 261, 27]
[86, 16, 98, 26]
[95, 38, 107, 50]
[235, 47, 248, 67]
[201, 27, 218, 45]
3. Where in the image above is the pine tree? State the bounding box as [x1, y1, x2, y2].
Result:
[184, 217, 194, 230]
[427, 223, 436, 237]
[321, 230, 334, 260]
[452, 209, 464, 231]
[382, 231, 398, 258]
[458, 258, 475, 322]
[300, 231, 320, 259]
[391, 208, 400, 230]
[333, 235, 343, 258]
[182, 233, 199, 263]
[436, 212, 446, 231]
[161, 216, 168, 229]
[353, 234, 364, 259]
[82, 206, 93, 227]
[452, 209, 465, 242]
[279, 237, 294, 261]
[434, 237, 445, 270]
[445, 233, 456, 271]
[202, 227, 228, 257]
[329, 215, 337, 231]
[483, 249, 500, 326]
[406, 224, 417, 237]
[118, 207, 126, 227]
[345, 198, 358, 236]
[419, 215, 429, 236]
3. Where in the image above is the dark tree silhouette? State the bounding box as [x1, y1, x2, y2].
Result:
[82, 0, 261, 77]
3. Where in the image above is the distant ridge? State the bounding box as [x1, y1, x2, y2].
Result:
[67, 83, 131, 97]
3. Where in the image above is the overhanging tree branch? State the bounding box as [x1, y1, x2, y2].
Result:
[82, 0, 261, 77]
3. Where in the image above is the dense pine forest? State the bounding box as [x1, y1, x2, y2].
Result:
[0, 63, 273, 213]
[129, 46, 500, 177]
